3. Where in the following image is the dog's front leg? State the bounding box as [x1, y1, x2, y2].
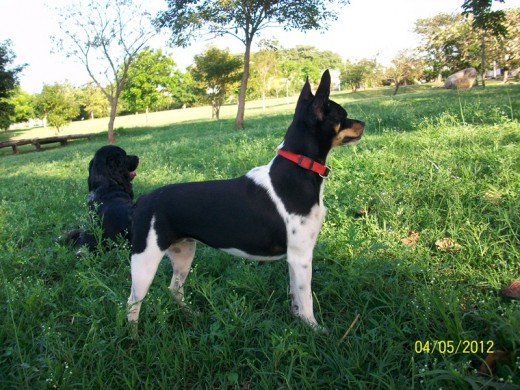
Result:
[287, 248, 318, 328]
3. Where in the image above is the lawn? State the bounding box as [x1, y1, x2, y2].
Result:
[0, 83, 519, 389]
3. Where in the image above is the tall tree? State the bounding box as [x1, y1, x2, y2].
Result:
[251, 39, 279, 110]
[9, 87, 35, 124]
[415, 13, 478, 82]
[78, 83, 108, 120]
[278, 59, 300, 99]
[0, 40, 25, 130]
[121, 48, 177, 115]
[167, 71, 198, 109]
[488, 8, 520, 81]
[462, 0, 508, 87]
[36, 82, 80, 133]
[54, 0, 157, 143]
[157, 0, 349, 129]
[279, 45, 342, 84]
[190, 46, 242, 120]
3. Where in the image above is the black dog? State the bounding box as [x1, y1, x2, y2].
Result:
[68, 145, 139, 252]
[127, 70, 364, 328]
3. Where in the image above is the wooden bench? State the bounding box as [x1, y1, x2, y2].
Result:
[0, 133, 93, 154]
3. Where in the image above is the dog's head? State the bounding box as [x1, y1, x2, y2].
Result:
[285, 70, 364, 158]
[88, 145, 139, 197]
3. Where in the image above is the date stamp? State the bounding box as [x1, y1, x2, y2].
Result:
[414, 340, 494, 354]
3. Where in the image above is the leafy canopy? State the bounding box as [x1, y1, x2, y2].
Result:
[121, 48, 177, 113]
[157, 0, 350, 47]
[157, 0, 349, 128]
[0, 40, 25, 130]
[462, 0, 507, 36]
[191, 46, 242, 119]
[35, 83, 80, 133]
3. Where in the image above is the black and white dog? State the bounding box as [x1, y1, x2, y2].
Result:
[127, 70, 364, 327]
[69, 145, 139, 252]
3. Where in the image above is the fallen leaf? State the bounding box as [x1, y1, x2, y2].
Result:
[478, 351, 510, 376]
[401, 230, 420, 247]
[354, 208, 369, 218]
[500, 281, 520, 299]
[483, 189, 502, 205]
[435, 238, 462, 252]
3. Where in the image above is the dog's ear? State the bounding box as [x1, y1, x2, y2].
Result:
[88, 156, 108, 191]
[313, 70, 331, 121]
[107, 150, 134, 195]
[296, 76, 314, 111]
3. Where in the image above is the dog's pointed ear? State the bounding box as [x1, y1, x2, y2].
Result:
[296, 76, 314, 110]
[315, 70, 331, 99]
[313, 70, 331, 121]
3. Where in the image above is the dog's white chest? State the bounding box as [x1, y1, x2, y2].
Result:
[243, 162, 326, 253]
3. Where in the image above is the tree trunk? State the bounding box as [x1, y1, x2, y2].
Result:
[502, 69, 508, 83]
[235, 39, 252, 130]
[480, 33, 486, 88]
[107, 97, 117, 144]
[393, 81, 400, 95]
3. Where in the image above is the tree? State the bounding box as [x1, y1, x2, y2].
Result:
[278, 58, 300, 99]
[251, 39, 280, 109]
[54, 0, 157, 143]
[0, 40, 25, 130]
[278, 45, 343, 85]
[341, 58, 381, 92]
[122, 48, 177, 115]
[9, 87, 35, 124]
[157, 0, 349, 129]
[190, 46, 242, 120]
[488, 8, 520, 81]
[78, 83, 108, 119]
[167, 71, 198, 109]
[415, 13, 478, 82]
[386, 50, 424, 95]
[36, 83, 80, 133]
[462, 0, 508, 87]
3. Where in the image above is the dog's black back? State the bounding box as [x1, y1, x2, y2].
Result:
[132, 178, 287, 257]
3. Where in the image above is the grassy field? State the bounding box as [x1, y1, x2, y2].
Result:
[0, 83, 519, 389]
[0, 94, 302, 142]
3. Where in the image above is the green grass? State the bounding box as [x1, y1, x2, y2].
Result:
[1, 83, 519, 389]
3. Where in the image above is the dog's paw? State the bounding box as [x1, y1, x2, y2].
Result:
[178, 303, 201, 319]
[303, 318, 327, 334]
[312, 324, 329, 335]
[75, 246, 89, 258]
[127, 320, 140, 339]
[295, 313, 327, 333]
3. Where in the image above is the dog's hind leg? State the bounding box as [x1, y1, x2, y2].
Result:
[166, 239, 196, 307]
[127, 227, 165, 323]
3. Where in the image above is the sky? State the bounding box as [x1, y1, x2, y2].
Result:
[1, 0, 519, 94]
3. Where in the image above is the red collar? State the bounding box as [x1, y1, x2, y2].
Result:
[277, 149, 331, 177]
